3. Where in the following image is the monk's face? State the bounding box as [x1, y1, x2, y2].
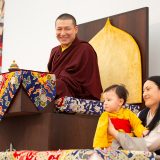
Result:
[55, 19, 78, 47]
[143, 80, 160, 109]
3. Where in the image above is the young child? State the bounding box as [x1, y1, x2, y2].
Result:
[93, 84, 148, 148]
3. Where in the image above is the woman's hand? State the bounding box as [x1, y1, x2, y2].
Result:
[142, 129, 149, 137]
[108, 118, 119, 139]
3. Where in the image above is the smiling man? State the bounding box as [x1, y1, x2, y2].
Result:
[48, 13, 102, 100]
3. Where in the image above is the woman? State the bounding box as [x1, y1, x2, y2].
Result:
[108, 76, 160, 154]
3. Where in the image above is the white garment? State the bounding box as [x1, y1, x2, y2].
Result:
[144, 110, 160, 152]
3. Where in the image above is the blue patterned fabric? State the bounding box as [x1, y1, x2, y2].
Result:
[55, 96, 141, 116]
[55, 96, 104, 115]
[0, 70, 56, 120]
[60, 149, 155, 160]
[125, 103, 141, 115]
[0, 71, 22, 120]
[94, 149, 155, 160]
[22, 70, 56, 110]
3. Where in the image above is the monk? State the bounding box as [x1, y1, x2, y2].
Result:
[48, 13, 103, 100]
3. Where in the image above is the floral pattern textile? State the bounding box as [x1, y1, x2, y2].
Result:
[0, 71, 22, 120]
[125, 104, 141, 115]
[22, 70, 56, 110]
[13, 150, 62, 160]
[55, 96, 140, 116]
[55, 96, 104, 115]
[0, 70, 56, 120]
[0, 149, 155, 160]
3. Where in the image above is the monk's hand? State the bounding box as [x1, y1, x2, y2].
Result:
[108, 118, 118, 138]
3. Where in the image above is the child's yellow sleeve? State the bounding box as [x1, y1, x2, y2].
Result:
[93, 112, 109, 148]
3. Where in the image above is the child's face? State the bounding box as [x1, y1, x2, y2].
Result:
[103, 89, 124, 113]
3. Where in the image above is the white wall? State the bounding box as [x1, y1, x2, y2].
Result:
[2, 0, 160, 76]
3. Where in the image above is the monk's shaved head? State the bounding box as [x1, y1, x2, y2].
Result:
[56, 13, 77, 26]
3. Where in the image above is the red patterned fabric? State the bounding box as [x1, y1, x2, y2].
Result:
[55, 97, 65, 107]
[0, 73, 8, 91]
[13, 150, 62, 160]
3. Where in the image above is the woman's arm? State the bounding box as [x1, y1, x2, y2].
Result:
[108, 118, 148, 151]
[144, 123, 160, 152]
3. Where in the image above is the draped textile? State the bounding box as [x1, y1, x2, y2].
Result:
[48, 37, 103, 100]
[0, 71, 22, 120]
[0, 70, 56, 120]
[55, 96, 103, 115]
[0, 149, 155, 160]
[55, 96, 140, 116]
[22, 70, 56, 110]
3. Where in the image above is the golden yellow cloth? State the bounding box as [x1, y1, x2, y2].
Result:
[93, 108, 147, 148]
[0, 72, 15, 98]
[89, 19, 142, 103]
[61, 44, 71, 52]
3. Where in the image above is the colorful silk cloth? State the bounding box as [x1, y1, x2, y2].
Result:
[0, 71, 22, 120]
[22, 70, 56, 110]
[0, 149, 155, 160]
[55, 96, 140, 115]
[0, 70, 56, 120]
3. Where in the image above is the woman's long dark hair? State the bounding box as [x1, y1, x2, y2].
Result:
[147, 103, 160, 131]
[139, 103, 160, 131]
[139, 76, 160, 131]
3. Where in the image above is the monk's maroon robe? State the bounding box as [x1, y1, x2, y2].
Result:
[48, 37, 103, 100]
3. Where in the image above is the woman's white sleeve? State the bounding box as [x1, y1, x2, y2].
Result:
[144, 123, 160, 152]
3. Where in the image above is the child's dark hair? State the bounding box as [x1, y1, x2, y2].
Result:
[104, 84, 129, 105]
